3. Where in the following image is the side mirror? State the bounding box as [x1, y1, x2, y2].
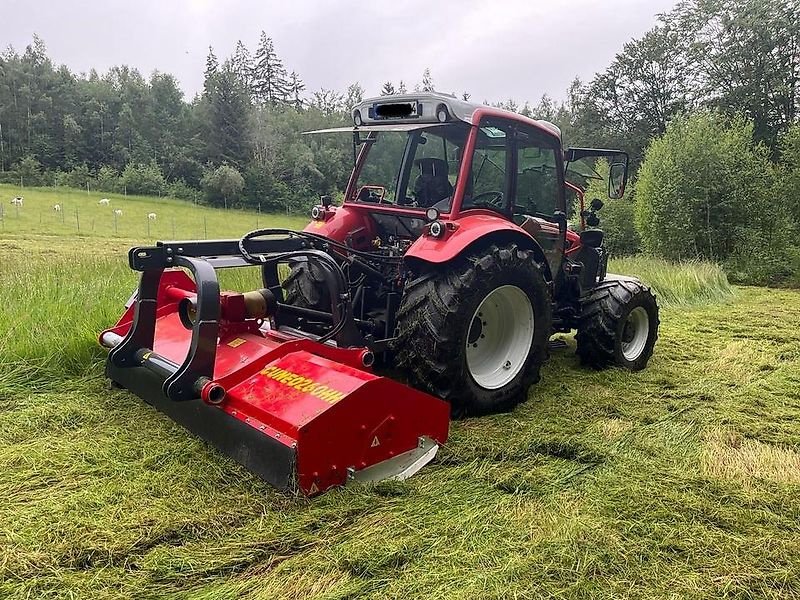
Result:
[608, 162, 627, 199]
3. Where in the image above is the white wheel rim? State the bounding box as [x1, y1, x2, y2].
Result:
[621, 306, 650, 361]
[465, 285, 534, 390]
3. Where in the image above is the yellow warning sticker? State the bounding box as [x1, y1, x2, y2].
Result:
[227, 337, 247, 348]
[260, 365, 347, 403]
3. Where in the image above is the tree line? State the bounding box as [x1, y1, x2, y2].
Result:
[0, 32, 360, 211]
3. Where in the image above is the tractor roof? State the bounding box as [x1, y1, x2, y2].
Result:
[348, 92, 562, 140]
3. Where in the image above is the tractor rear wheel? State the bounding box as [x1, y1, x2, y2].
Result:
[282, 261, 330, 310]
[394, 243, 552, 417]
[575, 278, 659, 370]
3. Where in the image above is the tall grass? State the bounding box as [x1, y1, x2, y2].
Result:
[0, 251, 131, 387]
[609, 256, 734, 307]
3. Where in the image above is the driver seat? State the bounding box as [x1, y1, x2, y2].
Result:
[413, 158, 453, 208]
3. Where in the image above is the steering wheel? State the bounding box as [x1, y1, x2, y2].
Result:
[468, 191, 504, 209]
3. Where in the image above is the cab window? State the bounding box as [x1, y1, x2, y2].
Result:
[461, 121, 511, 213]
[352, 123, 469, 209]
[406, 129, 463, 208]
[514, 127, 560, 218]
[356, 132, 406, 204]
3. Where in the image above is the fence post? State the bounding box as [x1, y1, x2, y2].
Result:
[114, 210, 118, 234]
[257, 202, 261, 228]
[76, 207, 80, 232]
[61, 203, 65, 224]
[204, 216, 207, 239]
[146, 216, 150, 238]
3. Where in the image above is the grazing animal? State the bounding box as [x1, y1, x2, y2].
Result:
[53, 204, 61, 212]
[99, 198, 110, 205]
[147, 212, 157, 220]
[10, 196, 23, 206]
[113, 209, 123, 216]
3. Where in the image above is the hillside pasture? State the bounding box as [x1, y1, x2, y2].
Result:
[0, 184, 308, 240]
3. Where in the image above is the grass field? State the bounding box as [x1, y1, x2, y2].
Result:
[2, 186, 800, 599]
[0, 184, 307, 240]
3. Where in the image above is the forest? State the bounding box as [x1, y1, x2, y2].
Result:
[0, 0, 799, 283]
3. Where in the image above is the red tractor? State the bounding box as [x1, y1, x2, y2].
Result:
[289, 92, 659, 415]
[101, 93, 658, 495]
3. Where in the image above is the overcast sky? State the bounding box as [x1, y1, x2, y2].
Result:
[2, 0, 677, 104]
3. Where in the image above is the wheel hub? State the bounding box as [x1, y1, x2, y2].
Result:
[622, 321, 635, 343]
[465, 285, 534, 390]
[468, 316, 483, 345]
[621, 306, 650, 361]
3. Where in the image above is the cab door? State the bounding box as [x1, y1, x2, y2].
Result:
[511, 124, 566, 277]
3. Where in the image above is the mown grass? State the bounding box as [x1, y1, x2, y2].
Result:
[1, 202, 799, 599]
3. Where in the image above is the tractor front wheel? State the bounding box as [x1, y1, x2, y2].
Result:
[394, 243, 552, 417]
[576, 278, 659, 370]
[282, 260, 330, 310]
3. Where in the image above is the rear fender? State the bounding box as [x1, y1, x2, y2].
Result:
[405, 214, 553, 281]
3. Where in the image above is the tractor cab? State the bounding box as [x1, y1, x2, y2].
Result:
[306, 92, 629, 282]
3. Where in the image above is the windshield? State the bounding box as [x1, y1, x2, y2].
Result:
[351, 123, 470, 210]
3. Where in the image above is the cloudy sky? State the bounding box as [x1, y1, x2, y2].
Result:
[3, 0, 677, 103]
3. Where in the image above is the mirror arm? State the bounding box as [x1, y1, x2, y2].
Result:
[553, 210, 568, 235]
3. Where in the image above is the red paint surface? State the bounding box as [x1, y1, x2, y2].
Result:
[405, 213, 534, 264]
[302, 204, 377, 251]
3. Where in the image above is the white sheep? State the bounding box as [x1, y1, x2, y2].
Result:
[10, 196, 23, 206]
[99, 198, 110, 205]
[113, 209, 123, 216]
[147, 212, 157, 220]
[53, 204, 61, 212]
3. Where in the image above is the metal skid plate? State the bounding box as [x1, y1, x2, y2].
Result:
[350, 436, 439, 484]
